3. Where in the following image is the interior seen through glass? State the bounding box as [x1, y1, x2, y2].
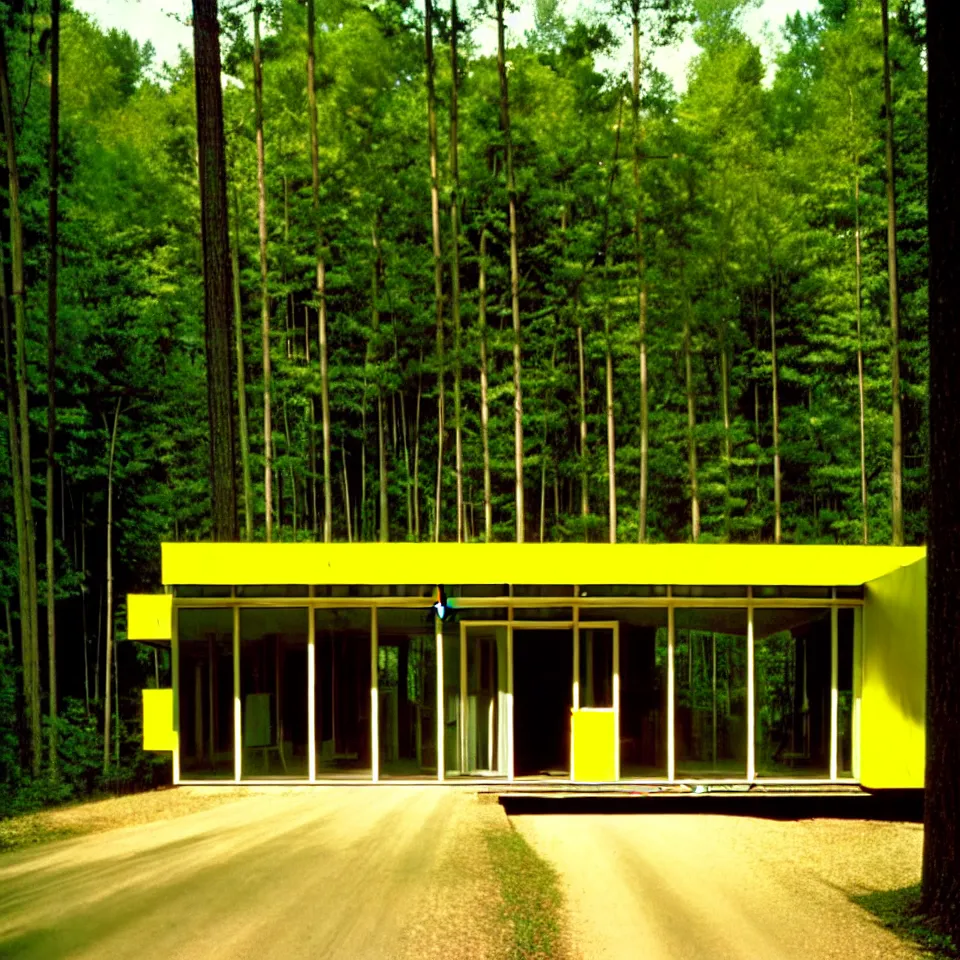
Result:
[176, 594, 857, 782]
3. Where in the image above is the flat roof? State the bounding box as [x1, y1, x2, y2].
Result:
[161, 543, 926, 587]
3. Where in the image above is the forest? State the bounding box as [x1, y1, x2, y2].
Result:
[0, 0, 927, 811]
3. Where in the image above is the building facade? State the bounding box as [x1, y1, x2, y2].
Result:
[128, 543, 926, 789]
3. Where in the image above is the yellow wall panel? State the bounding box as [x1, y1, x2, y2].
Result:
[127, 593, 173, 641]
[143, 689, 177, 751]
[162, 542, 926, 588]
[572, 710, 616, 782]
[861, 557, 926, 789]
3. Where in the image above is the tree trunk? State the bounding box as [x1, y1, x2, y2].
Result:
[770, 277, 782, 544]
[81, 495, 89, 713]
[371, 224, 388, 542]
[413, 351, 423, 541]
[192, 0, 239, 542]
[341, 445, 352, 543]
[1, 26, 41, 776]
[851, 96, 869, 545]
[577, 318, 589, 521]
[478, 228, 492, 541]
[449, 0, 464, 542]
[632, 6, 650, 543]
[602, 97, 625, 544]
[922, 0, 960, 937]
[425, 0, 445, 542]
[720, 327, 732, 542]
[496, 0, 524, 542]
[283, 399, 297, 538]
[306, 0, 332, 544]
[253, 3, 273, 543]
[880, 0, 903, 545]
[46, 0, 61, 780]
[683, 292, 700, 542]
[231, 186, 254, 541]
[102, 398, 121, 775]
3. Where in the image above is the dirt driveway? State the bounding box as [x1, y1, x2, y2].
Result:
[0, 787, 503, 960]
[513, 811, 923, 960]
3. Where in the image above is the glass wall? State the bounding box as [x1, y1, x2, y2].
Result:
[675, 609, 748, 779]
[754, 608, 831, 778]
[315, 608, 372, 778]
[581, 607, 668, 779]
[377, 608, 437, 779]
[239, 608, 309, 779]
[178, 608, 234, 778]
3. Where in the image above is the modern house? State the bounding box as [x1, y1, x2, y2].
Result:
[127, 543, 926, 789]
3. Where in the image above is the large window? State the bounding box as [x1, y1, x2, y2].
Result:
[178, 608, 234, 779]
[239, 608, 309, 779]
[377, 608, 437, 779]
[675, 609, 748, 779]
[754, 609, 831, 778]
[315, 608, 372, 778]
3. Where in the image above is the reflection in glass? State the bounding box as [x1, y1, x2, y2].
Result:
[239, 608, 309, 779]
[315, 608, 372, 778]
[443, 625, 461, 775]
[377, 608, 437, 779]
[754, 608, 831, 778]
[463, 625, 509, 775]
[675, 609, 747, 779]
[579, 629, 613, 708]
[178, 608, 234, 778]
[838, 609, 854, 777]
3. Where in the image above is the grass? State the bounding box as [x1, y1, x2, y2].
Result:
[486, 821, 568, 960]
[0, 786, 250, 853]
[855, 885, 958, 960]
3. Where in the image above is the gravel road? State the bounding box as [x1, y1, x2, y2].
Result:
[0, 787, 502, 960]
[513, 812, 923, 960]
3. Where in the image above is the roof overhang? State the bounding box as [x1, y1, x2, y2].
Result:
[161, 543, 927, 588]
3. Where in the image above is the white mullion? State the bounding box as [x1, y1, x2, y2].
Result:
[307, 588, 316, 783]
[613, 622, 620, 781]
[171, 601, 181, 785]
[233, 603, 241, 783]
[830, 590, 839, 781]
[852, 605, 863, 781]
[371, 607, 379, 782]
[667, 588, 675, 782]
[460, 621, 468, 775]
[747, 593, 755, 782]
[436, 617, 444, 781]
[507, 620, 514, 782]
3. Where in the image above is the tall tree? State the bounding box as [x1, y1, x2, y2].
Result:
[46, 0, 62, 778]
[231, 186, 254, 541]
[193, 0, 239, 541]
[449, 0, 465, 542]
[102, 399, 121, 774]
[495, 0, 525, 541]
[880, 0, 903, 545]
[425, 0, 445, 541]
[922, 0, 960, 940]
[0, 20, 41, 775]
[306, 0, 332, 543]
[253, 2, 273, 542]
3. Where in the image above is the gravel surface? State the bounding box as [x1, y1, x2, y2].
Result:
[0, 787, 505, 960]
[513, 813, 923, 960]
[0, 787, 251, 852]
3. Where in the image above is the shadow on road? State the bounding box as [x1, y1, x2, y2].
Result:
[499, 790, 924, 822]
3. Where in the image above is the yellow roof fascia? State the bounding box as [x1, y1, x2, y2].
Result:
[161, 542, 926, 588]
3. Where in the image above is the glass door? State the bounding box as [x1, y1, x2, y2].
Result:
[461, 624, 509, 776]
[572, 622, 619, 781]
